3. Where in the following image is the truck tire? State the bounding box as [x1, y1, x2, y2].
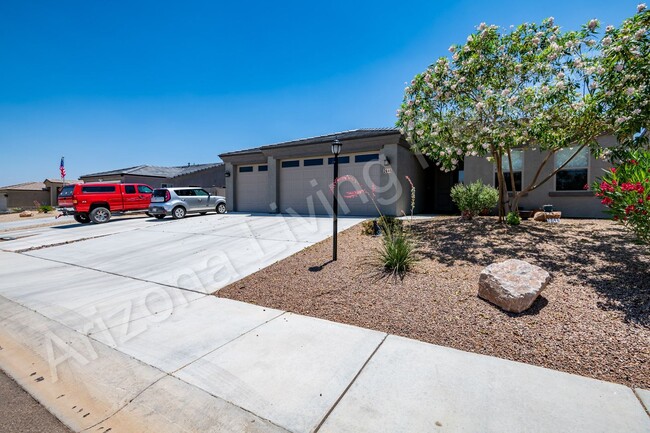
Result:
[216, 203, 226, 214]
[74, 214, 91, 224]
[172, 206, 186, 219]
[90, 207, 111, 224]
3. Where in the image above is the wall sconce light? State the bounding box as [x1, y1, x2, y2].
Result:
[225, 171, 231, 178]
[381, 156, 390, 166]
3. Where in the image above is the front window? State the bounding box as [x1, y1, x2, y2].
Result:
[555, 147, 589, 191]
[138, 185, 153, 194]
[194, 189, 209, 196]
[495, 150, 523, 191]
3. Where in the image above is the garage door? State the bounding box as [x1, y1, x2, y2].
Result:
[235, 164, 271, 213]
[279, 153, 382, 216]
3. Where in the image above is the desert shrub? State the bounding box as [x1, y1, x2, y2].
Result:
[506, 211, 521, 225]
[38, 205, 54, 213]
[450, 181, 499, 219]
[593, 150, 650, 244]
[377, 215, 403, 234]
[362, 215, 403, 236]
[378, 229, 415, 278]
[361, 220, 376, 235]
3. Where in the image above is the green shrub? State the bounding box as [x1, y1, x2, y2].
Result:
[38, 205, 54, 213]
[450, 181, 499, 219]
[506, 211, 521, 225]
[378, 229, 415, 278]
[362, 215, 403, 236]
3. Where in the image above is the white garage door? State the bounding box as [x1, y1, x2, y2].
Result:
[236, 164, 271, 213]
[279, 153, 382, 216]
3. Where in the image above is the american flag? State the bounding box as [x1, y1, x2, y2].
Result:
[60, 157, 66, 179]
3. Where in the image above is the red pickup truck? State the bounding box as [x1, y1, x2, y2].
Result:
[58, 183, 154, 224]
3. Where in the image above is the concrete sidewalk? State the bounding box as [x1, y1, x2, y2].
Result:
[0, 215, 648, 432]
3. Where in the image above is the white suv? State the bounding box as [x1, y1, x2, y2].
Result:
[149, 187, 226, 219]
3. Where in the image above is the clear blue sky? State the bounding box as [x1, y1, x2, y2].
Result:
[0, 0, 636, 185]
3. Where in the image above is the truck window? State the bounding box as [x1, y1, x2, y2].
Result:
[138, 185, 153, 194]
[82, 186, 116, 193]
[124, 185, 136, 194]
[58, 186, 74, 197]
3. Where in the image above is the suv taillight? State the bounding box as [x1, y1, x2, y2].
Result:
[165, 190, 171, 202]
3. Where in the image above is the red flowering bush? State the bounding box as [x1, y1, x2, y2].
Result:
[593, 150, 650, 244]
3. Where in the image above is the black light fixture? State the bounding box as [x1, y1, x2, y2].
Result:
[331, 139, 342, 261]
[224, 171, 231, 178]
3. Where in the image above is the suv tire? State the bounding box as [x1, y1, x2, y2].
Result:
[90, 207, 111, 224]
[154, 215, 165, 220]
[216, 203, 226, 214]
[172, 206, 186, 219]
[74, 214, 91, 224]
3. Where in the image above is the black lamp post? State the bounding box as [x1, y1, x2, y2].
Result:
[331, 139, 342, 261]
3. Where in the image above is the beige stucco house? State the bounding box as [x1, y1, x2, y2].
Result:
[0, 179, 81, 213]
[220, 128, 612, 218]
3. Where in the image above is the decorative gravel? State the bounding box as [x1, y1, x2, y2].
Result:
[217, 216, 650, 389]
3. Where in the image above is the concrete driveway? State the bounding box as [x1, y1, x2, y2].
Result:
[2, 213, 364, 293]
[1, 213, 649, 433]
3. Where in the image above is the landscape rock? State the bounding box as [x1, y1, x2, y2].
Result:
[533, 211, 562, 222]
[478, 259, 551, 313]
[19, 211, 33, 217]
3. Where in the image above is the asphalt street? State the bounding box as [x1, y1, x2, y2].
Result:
[0, 369, 72, 433]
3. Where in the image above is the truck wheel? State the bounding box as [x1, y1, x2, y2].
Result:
[90, 207, 111, 224]
[172, 206, 186, 219]
[216, 203, 226, 214]
[74, 214, 91, 224]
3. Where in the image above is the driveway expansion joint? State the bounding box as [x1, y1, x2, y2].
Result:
[312, 333, 388, 433]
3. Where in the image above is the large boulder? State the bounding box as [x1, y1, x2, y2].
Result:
[478, 259, 551, 313]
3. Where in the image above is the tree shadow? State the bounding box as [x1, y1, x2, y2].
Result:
[411, 218, 650, 327]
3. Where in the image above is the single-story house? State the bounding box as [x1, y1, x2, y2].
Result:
[219, 128, 611, 218]
[0, 179, 82, 212]
[80, 163, 226, 195]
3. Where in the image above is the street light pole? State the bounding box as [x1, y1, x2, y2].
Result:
[331, 139, 342, 261]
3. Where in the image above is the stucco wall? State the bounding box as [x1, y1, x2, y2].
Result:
[464, 136, 614, 218]
[1, 190, 51, 210]
[172, 165, 225, 188]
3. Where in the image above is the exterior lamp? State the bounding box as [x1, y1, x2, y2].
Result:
[331, 139, 342, 261]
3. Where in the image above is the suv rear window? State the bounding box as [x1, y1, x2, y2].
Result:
[153, 189, 168, 198]
[58, 185, 74, 197]
[82, 186, 116, 193]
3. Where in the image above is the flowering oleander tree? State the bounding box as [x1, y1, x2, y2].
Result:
[397, 17, 609, 218]
[597, 4, 649, 156]
[593, 150, 650, 244]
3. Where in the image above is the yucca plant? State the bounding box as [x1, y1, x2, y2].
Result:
[377, 226, 415, 278]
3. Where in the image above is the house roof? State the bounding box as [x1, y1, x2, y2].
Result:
[44, 178, 83, 184]
[81, 162, 223, 179]
[219, 128, 401, 157]
[0, 181, 46, 191]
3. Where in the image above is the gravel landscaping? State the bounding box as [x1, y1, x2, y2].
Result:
[218, 216, 650, 389]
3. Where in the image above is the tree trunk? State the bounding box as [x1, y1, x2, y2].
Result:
[494, 151, 506, 222]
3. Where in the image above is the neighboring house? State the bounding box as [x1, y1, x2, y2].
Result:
[0, 179, 81, 212]
[79, 163, 226, 194]
[220, 128, 611, 218]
